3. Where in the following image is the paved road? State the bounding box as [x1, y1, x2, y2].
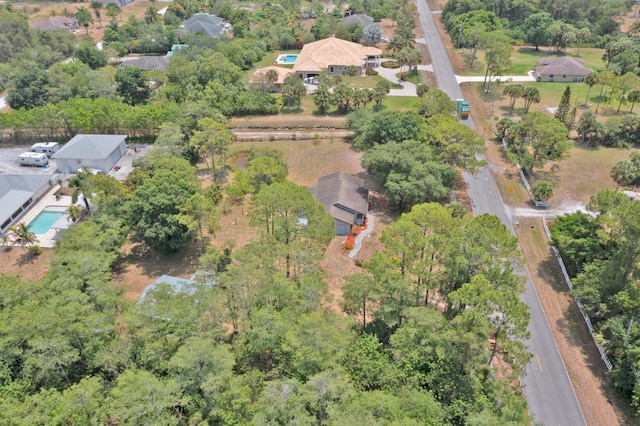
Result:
[415, 1, 586, 425]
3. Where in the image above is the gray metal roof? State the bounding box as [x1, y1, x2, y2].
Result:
[52, 134, 126, 161]
[309, 172, 368, 225]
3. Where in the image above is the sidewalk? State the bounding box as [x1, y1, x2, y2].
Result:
[347, 213, 374, 259]
[375, 61, 534, 96]
[375, 61, 434, 96]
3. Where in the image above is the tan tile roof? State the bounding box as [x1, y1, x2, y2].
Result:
[293, 37, 381, 73]
[250, 66, 294, 85]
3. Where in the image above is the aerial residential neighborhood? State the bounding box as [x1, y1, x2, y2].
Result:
[1, 0, 640, 424]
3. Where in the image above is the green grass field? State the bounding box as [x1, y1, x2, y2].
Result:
[458, 46, 607, 77]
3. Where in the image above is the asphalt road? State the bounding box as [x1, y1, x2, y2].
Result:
[414, 1, 586, 425]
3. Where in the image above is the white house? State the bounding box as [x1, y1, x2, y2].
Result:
[52, 134, 127, 174]
[0, 174, 55, 235]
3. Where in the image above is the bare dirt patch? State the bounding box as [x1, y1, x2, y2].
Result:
[515, 217, 631, 425]
[0, 247, 52, 282]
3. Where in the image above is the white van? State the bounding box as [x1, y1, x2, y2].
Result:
[30, 142, 60, 157]
[19, 152, 49, 167]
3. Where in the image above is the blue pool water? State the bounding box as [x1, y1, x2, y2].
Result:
[27, 208, 65, 234]
[282, 54, 298, 64]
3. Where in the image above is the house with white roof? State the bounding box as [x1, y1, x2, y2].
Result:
[0, 174, 55, 235]
[52, 134, 127, 174]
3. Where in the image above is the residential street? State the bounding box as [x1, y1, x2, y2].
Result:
[414, 1, 586, 425]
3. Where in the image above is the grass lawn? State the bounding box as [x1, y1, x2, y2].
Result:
[458, 46, 606, 77]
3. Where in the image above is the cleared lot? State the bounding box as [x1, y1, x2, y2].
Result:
[0, 147, 58, 174]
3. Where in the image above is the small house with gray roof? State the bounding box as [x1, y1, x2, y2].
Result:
[52, 134, 127, 174]
[534, 57, 592, 82]
[0, 174, 55, 235]
[309, 172, 369, 235]
[182, 13, 225, 38]
[120, 56, 170, 73]
[343, 14, 375, 26]
[29, 16, 78, 32]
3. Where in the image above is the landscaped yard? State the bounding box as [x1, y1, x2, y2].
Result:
[458, 46, 607, 77]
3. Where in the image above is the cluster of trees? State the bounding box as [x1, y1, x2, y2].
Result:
[0, 161, 533, 423]
[550, 190, 640, 410]
[577, 111, 640, 148]
[347, 88, 485, 210]
[498, 112, 571, 175]
[0, 9, 76, 92]
[314, 76, 390, 114]
[442, 0, 634, 50]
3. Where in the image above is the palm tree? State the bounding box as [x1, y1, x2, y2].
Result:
[610, 160, 638, 190]
[0, 231, 13, 249]
[583, 72, 598, 106]
[9, 223, 38, 252]
[145, 5, 158, 24]
[260, 69, 278, 94]
[75, 7, 94, 35]
[387, 36, 403, 55]
[503, 84, 523, 114]
[522, 87, 540, 114]
[90, 0, 102, 28]
[66, 204, 85, 222]
[106, 3, 121, 21]
[627, 90, 640, 113]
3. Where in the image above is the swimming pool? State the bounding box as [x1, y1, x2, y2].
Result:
[27, 207, 66, 234]
[276, 54, 299, 64]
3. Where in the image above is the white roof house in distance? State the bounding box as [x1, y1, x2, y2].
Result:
[309, 172, 369, 236]
[534, 57, 593, 82]
[182, 13, 225, 37]
[52, 134, 127, 174]
[0, 174, 55, 235]
[293, 37, 381, 79]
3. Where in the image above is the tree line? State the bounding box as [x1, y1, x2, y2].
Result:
[550, 190, 640, 412]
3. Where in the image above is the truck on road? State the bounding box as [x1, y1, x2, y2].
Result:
[456, 99, 470, 119]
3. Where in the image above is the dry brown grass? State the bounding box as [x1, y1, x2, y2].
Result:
[0, 247, 52, 282]
[229, 138, 364, 187]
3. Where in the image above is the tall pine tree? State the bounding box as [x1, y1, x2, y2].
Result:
[555, 86, 573, 130]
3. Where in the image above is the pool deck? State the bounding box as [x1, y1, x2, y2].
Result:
[17, 185, 72, 248]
